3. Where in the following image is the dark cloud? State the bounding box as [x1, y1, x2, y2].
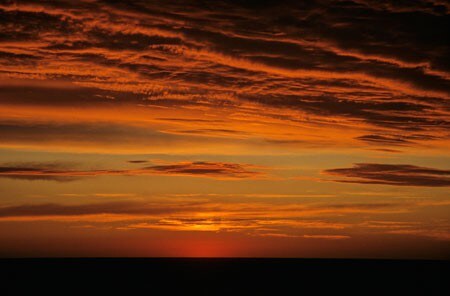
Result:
[0, 0, 448, 148]
[0, 121, 185, 147]
[370, 148, 403, 153]
[172, 128, 246, 137]
[0, 199, 410, 219]
[356, 134, 439, 146]
[0, 161, 78, 181]
[0, 83, 148, 106]
[356, 134, 414, 146]
[144, 161, 263, 179]
[127, 160, 148, 164]
[241, 93, 448, 129]
[0, 161, 263, 181]
[0, 201, 202, 217]
[155, 118, 225, 123]
[324, 163, 450, 187]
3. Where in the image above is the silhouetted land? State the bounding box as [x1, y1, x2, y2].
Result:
[2, 258, 448, 295]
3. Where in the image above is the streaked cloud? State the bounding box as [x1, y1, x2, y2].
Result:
[0, 200, 407, 220]
[355, 134, 438, 146]
[0, 161, 265, 181]
[0, 0, 448, 153]
[146, 161, 264, 178]
[0, 199, 447, 240]
[324, 163, 450, 187]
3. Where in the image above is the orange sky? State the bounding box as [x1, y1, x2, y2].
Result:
[0, 0, 449, 259]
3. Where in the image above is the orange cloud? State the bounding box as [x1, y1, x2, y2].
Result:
[0, 161, 266, 181]
[0, 0, 449, 157]
[1, 197, 447, 243]
[324, 163, 450, 187]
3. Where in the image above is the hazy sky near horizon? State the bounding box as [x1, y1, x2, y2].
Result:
[0, 0, 449, 258]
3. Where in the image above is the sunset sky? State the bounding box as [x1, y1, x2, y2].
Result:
[0, 0, 449, 259]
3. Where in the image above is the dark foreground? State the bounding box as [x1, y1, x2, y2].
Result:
[1, 258, 448, 295]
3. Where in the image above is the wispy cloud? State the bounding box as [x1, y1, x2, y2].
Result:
[324, 163, 450, 187]
[0, 161, 265, 181]
[0, 0, 448, 153]
[2, 199, 446, 240]
[146, 161, 264, 179]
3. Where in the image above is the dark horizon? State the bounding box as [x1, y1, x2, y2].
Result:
[2, 257, 449, 295]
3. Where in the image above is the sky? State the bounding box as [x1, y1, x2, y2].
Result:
[0, 0, 449, 259]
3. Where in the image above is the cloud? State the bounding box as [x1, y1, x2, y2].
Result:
[361, 220, 450, 241]
[0, 200, 397, 236]
[167, 128, 247, 137]
[0, 0, 448, 153]
[0, 161, 264, 181]
[324, 163, 450, 187]
[0, 199, 413, 221]
[1, 199, 447, 240]
[356, 134, 415, 146]
[355, 134, 439, 146]
[145, 161, 264, 179]
[301, 234, 350, 240]
[0, 201, 200, 218]
[385, 229, 450, 241]
[255, 233, 350, 239]
[0, 119, 251, 154]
